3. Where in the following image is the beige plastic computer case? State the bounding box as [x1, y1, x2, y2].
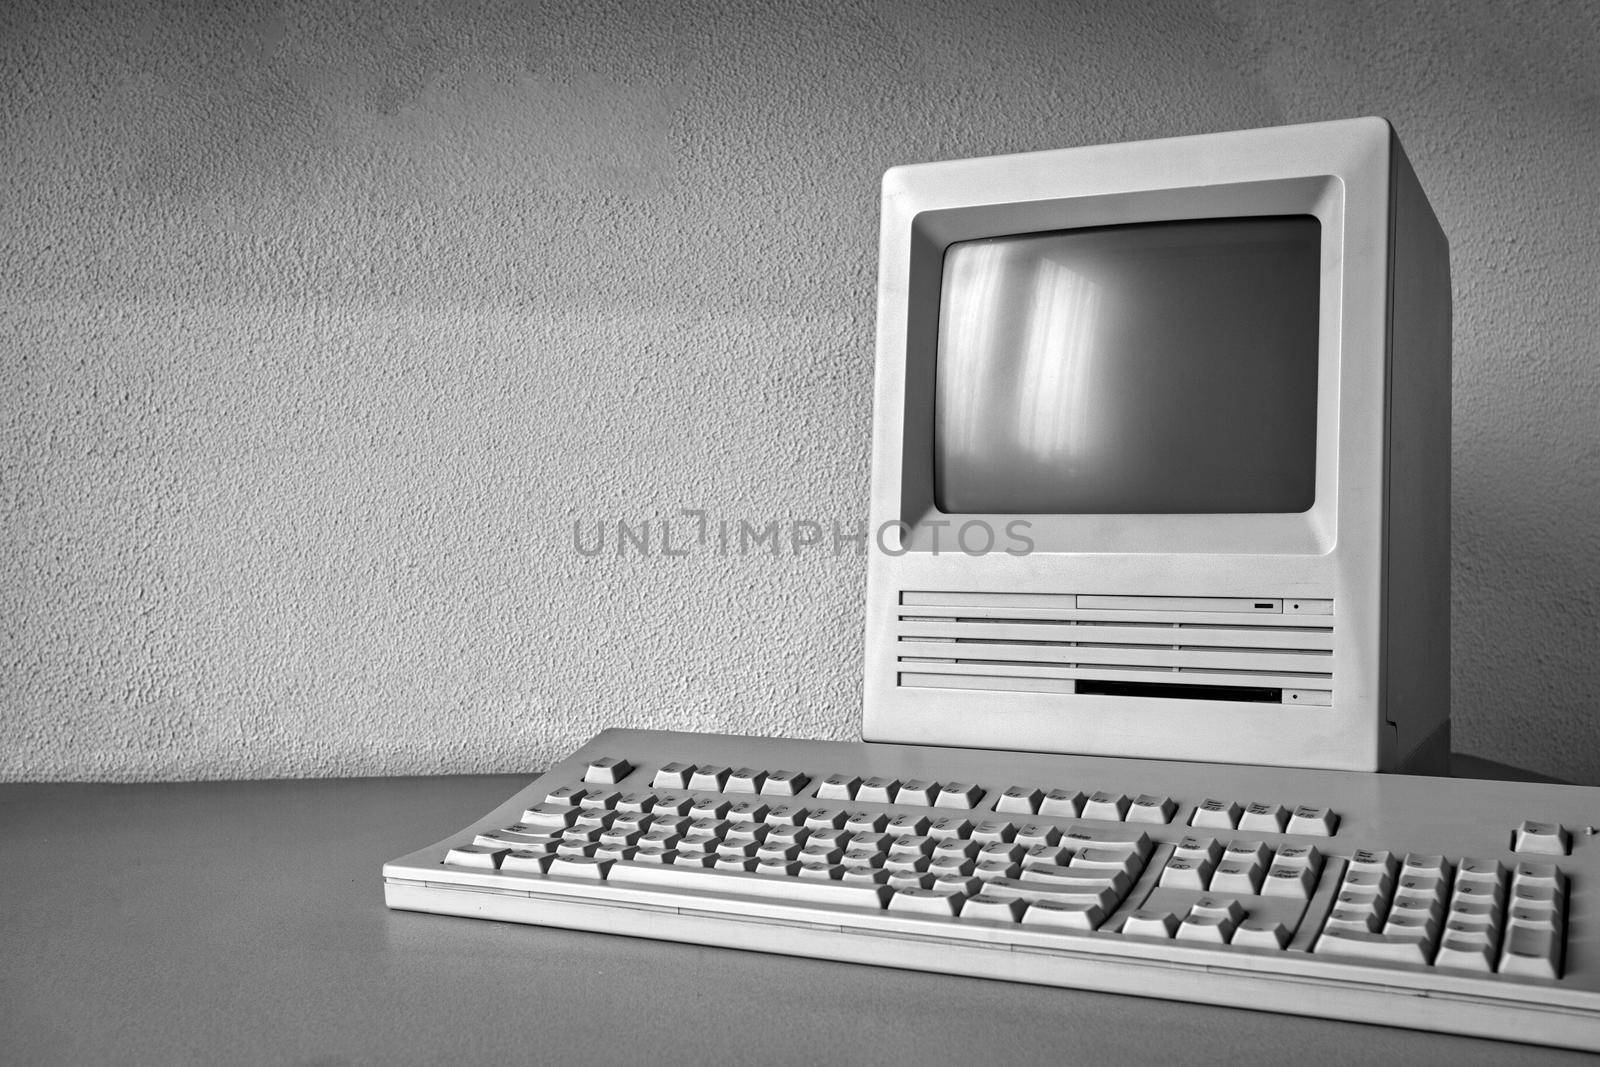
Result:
[863, 118, 1450, 773]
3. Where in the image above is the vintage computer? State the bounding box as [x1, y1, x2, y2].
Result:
[384, 119, 1600, 1050]
[861, 115, 1450, 774]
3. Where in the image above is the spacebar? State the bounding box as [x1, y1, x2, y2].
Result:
[605, 863, 893, 910]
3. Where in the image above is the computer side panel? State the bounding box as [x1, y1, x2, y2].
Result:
[1381, 135, 1453, 775]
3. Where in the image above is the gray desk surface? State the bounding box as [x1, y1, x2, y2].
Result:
[0, 757, 1586, 1065]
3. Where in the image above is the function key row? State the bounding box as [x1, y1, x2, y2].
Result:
[1191, 798, 1338, 837]
[997, 787, 1175, 824]
[582, 758, 1337, 833]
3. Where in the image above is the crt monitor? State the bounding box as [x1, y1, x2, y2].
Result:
[862, 118, 1451, 773]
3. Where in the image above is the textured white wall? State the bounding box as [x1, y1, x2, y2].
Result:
[3, 0, 1598, 783]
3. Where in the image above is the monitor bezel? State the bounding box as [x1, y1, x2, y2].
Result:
[874, 122, 1393, 561]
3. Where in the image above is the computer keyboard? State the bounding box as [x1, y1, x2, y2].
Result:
[383, 729, 1600, 1050]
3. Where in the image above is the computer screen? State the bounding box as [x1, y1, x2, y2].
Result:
[933, 216, 1321, 515]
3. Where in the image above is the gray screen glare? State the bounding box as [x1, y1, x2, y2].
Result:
[933, 216, 1321, 515]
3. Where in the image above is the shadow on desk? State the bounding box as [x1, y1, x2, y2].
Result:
[0, 760, 1585, 1065]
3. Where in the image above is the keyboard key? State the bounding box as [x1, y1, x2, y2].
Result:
[928, 817, 973, 841]
[1401, 854, 1452, 880]
[1021, 844, 1072, 868]
[1020, 898, 1103, 930]
[572, 807, 616, 829]
[1457, 857, 1504, 881]
[996, 786, 1044, 814]
[500, 849, 556, 873]
[1315, 928, 1431, 965]
[584, 757, 633, 785]
[1239, 802, 1288, 833]
[1261, 864, 1316, 898]
[1190, 798, 1242, 829]
[689, 798, 731, 820]
[726, 800, 769, 824]
[1160, 856, 1213, 890]
[650, 794, 693, 817]
[1173, 837, 1223, 864]
[652, 763, 693, 789]
[890, 887, 965, 916]
[1210, 860, 1263, 895]
[479, 831, 557, 853]
[983, 878, 1119, 912]
[755, 859, 800, 876]
[1127, 794, 1176, 825]
[1070, 848, 1143, 880]
[1060, 826, 1153, 862]
[1121, 910, 1180, 939]
[1083, 792, 1130, 821]
[889, 835, 935, 858]
[545, 785, 588, 807]
[608, 860, 893, 908]
[763, 803, 807, 827]
[935, 782, 985, 809]
[888, 871, 937, 890]
[599, 828, 644, 849]
[897, 779, 940, 806]
[549, 855, 614, 879]
[1382, 912, 1440, 941]
[689, 766, 731, 792]
[1232, 919, 1290, 949]
[748, 844, 800, 870]
[961, 893, 1029, 923]
[970, 820, 1017, 844]
[843, 865, 891, 885]
[974, 861, 1020, 881]
[873, 815, 923, 839]
[764, 823, 810, 846]
[1347, 849, 1397, 877]
[932, 874, 984, 897]
[857, 776, 899, 803]
[808, 827, 851, 850]
[933, 838, 982, 861]
[522, 804, 579, 830]
[978, 841, 1025, 865]
[816, 773, 861, 800]
[722, 822, 770, 844]
[1272, 844, 1321, 871]
[614, 792, 656, 814]
[801, 845, 846, 866]
[1176, 914, 1234, 943]
[1512, 862, 1565, 891]
[804, 807, 848, 830]
[760, 770, 810, 797]
[1014, 823, 1062, 848]
[1038, 789, 1085, 817]
[1499, 925, 1563, 979]
[1435, 936, 1497, 972]
[797, 862, 839, 880]
[445, 844, 506, 868]
[1512, 820, 1570, 856]
[927, 856, 975, 878]
[845, 811, 889, 834]
[1020, 865, 1132, 898]
[1323, 906, 1383, 935]
[1189, 897, 1246, 925]
[725, 768, 767, 794]
[1287, 806, 1340, 836]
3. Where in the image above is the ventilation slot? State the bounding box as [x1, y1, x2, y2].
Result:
[895, 592, 1334, 707]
